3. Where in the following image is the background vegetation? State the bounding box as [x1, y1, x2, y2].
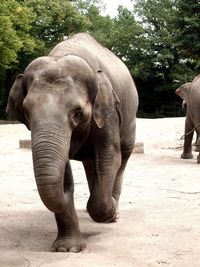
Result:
[1, 0, 200, 119]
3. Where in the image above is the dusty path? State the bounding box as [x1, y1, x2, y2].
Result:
[1, 118, 200, 267]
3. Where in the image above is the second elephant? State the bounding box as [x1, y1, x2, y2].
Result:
[175, 76, 200, 162]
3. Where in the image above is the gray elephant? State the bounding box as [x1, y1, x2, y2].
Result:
[6, 33, 138, 252]
[175, 78, 200, 162]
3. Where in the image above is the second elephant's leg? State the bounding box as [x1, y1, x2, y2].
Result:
[194, 130, 199, 147]
[181, 116, 194, 159]
[195, 133, 200, 163]
[52, 161, 85, 252]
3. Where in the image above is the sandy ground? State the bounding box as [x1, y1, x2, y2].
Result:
[1, 117, 200, 267]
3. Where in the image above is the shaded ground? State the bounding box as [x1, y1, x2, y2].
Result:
[1, 117, 200, 267]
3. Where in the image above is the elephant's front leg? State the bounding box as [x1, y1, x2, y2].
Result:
[181, 116, 194, 159]
[87, 146, 121, 223]
[52, 162, 85, 252]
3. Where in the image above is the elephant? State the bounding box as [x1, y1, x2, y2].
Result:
[175, 77, 200, 162]
[6, 33, 138, 252]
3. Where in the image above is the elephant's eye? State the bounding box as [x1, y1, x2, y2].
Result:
[73, 108, 83, 124]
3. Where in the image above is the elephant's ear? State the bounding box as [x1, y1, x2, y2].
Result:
[93, 69, 120, 128]
[6, 74, 30, 129]
[175, 82, 191, 101]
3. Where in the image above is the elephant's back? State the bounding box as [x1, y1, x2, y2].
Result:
[189, 75, 200, 103]
[50, 33, 138, 98]
[49, 33, 129, 82]
[188, 75, 200, 123]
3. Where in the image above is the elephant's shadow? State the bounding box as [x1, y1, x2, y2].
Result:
[0, 209, 102, 252]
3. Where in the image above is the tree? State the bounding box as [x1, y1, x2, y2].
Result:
[0, 0, 35, 70]
[71, 0, 104, 15]
[85, 4, 115, 48]
[111, 6, 145, 75]
[176, 0, 200, 59]
[132, 0, 199, 117]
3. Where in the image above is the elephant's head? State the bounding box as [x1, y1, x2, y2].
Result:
[6, 55, 119, 214]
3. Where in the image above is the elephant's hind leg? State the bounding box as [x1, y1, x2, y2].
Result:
[112, 144, 134, 220]
[112, 160, 129, 220]
[195, 135, 200, 163]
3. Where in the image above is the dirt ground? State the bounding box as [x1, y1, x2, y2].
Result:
[1, 117, 200, 267]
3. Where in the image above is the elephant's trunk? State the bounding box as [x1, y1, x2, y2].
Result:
[31, 123, 71, 213]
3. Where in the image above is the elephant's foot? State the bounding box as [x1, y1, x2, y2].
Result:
[197, 155, 200, 164]
[109, 205, 119, 222]
[181, 152, 193, 159]
[87, 196, 117, 223]
[108, 211, 119, 222]
[51, 235, 86, 253]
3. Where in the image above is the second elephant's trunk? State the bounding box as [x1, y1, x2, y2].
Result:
[31, 124, 72, 213]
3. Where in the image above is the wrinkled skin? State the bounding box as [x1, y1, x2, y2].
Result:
[175, 77, 200, 163]
[6, 33, 138, 252]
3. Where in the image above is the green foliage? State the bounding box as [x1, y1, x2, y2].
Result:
[0, 0, 35, 70]
[85, 5, 115, 48]
[132, 0, 200, 117]
[176, 0, 200, 59]
[0, 15, 22, 69]
[111, 7, 145, 75]
[72, 0, 105, 14]
[135, 0, 179, 81]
